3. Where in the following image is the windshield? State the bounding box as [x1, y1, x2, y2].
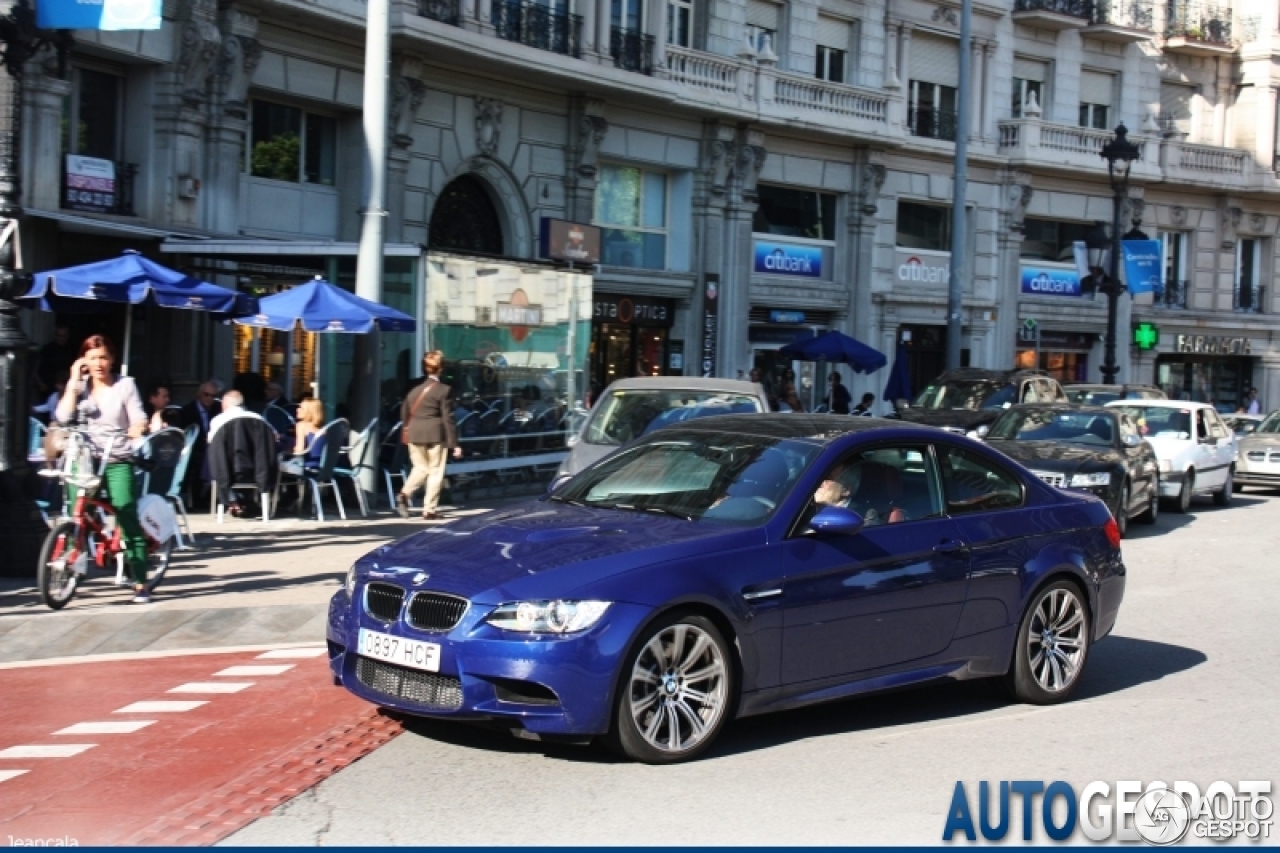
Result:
[913, 380, 1011, 411]
[1112, 405, 1191, 439]
[988, 409, 1116, 447]
[552, 431, 822, 524]
[1257, 413, 1280, 434]
[583, 389, 764, 446]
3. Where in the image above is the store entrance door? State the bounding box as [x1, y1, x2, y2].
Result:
[591, 323, 668, 388]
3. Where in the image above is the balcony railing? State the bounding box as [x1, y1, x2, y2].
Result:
[418, 0, 459, 24]
[775, 73, 890, 122]
[908, 106, 957, 142]
[61, 160, 137, 217]
[1235, 284, 1264, 313]
[1165, 2, 1232, 45]
[491, 0, 582, 58]
[1014, 0, 1091, 15]
[1091, 0, 1154, 29]
[1157, 279, 1190, 309]
[610, 27, 653, 75]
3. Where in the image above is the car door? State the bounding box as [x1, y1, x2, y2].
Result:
[1193, 408, 1224, 490]
[779, 444, 970, 685]
[1205, 409, 1235, 485]
[1118, 414, 1156, 512]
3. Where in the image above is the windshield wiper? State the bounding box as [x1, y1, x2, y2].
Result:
[547, 495, 585, 507]
[643, 506, 693, 521]
[587, 501, 692, 521]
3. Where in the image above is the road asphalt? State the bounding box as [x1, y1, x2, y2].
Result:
[0, 498, 517, 665]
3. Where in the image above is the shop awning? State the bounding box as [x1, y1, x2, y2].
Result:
[26, 208, 192, 240]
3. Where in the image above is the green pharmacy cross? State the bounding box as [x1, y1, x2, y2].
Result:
[1133, 323, 1159, 350]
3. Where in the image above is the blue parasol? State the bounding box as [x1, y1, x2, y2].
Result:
[234, 277, 416, 397]
[778, 330, 887, 374]
[21, 249, 256, 375]
[882, 343, 913, 403]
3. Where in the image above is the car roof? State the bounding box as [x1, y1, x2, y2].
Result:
[1006, 403, 1118, 416]
[654, 413, 940, 442]
[1065, 383, 1162, 391]
[1104, 399, 1214, 410]
[604, 377, 763, 394]
[931, 367, 1048, 384]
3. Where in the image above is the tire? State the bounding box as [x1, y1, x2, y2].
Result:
[37, 521, 82, 610]
[145, 537, 176, 593]
[1005, 580, 1091, 705]
[1213, 467, 1234, 507]
[1136, 477, 1160, 525]
[1112, 484, 1129, 539]
[1167, 472, 1193, 514]
[609, 612, 736, 764]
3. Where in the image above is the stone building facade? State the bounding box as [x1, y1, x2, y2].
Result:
[12, 0, 1280, 412]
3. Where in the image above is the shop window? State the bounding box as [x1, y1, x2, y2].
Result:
[896, 201, 951, 251]
[249, 100, 337, 186]
[63, 67, 123, 161]
[1021, 218, 1092, 262]
[1235, 238, 1264, 313]
[753, 185, 837, 241]
[595, 164, 668, 269]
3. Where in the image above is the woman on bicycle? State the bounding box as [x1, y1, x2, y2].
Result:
[55, 335, 152, 603]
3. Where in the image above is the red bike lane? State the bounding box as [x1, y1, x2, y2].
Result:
[0, 647, 401, 846]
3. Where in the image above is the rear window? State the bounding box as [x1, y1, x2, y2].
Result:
[913, 380, 1011, 411]
[584, 389, 765, 446]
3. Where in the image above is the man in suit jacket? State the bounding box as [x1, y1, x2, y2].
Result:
[180, 381, 222, 509]
[397, 351, 461, 520]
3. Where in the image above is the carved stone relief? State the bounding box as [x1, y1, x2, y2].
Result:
[735, 139, 766, 202]
[931, 5, 959, 26]
[474, 97, 503, 158]
[216, 35, 261, 118]
[1221, 205, 1243, 249]
[858, 163, 886, 216]
[708, 125, 736, 195]
[1005, 183, 1033, 233]
[390, 77, 426, 149]
[576, 114, 608, 179]
[1171, 205, 1187, 227]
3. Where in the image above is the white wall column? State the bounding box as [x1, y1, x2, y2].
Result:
[581, 0, 597, 54]
[970, 40, 984, 142]
[597, 0, 613, 64]
[649, 0, 668, 70]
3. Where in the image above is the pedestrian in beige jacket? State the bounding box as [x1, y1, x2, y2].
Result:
[396, 350, 462, 519]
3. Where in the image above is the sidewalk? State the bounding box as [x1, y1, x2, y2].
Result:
[0, 496, 523, 665]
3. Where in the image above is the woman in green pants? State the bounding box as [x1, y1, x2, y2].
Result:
[55, 335, 151, 603]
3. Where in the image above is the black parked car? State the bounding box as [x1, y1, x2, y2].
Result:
[896, 368, 1067, 433]
[984, 404, 1160, 537]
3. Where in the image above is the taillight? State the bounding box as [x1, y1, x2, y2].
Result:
[1103, 517, 1121, 549]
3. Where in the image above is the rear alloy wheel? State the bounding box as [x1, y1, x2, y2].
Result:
[610, 613, 735, 764]
[1213, 467, 1234, 507]
[1006, 581, 1091, 704]
[1136, 477, 1159, 525]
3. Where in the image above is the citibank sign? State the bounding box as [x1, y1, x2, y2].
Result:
[896, 251, 950, 284]
[753, 241, 824, 278]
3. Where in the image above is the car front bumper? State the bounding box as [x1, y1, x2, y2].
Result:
[326, 588, 654, 737]
[1157, 467, 1186, 497]
[1235, 454, 1280, 487]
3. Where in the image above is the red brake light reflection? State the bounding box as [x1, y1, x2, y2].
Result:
[1103, 517, 1121, 549]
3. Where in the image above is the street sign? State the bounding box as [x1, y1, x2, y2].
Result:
[1133, 322, 1160, 350]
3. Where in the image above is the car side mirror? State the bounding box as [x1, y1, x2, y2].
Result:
[1123, 434, 1141, 447]
[895, 398, 910, 411]
[809, 506, 866, 537]
[547, 472, 573, 495]
[974, 425, 990, 439]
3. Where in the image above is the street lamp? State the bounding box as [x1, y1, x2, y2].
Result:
[0, 0, 73, 574]
[1097, 123, 1141, 386]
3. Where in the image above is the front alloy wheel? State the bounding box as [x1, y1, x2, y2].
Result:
[611, 613, 735, 764]
[1006, 581, 1090, 704]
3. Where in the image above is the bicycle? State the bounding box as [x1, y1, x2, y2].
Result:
[37, 424, 178, 610]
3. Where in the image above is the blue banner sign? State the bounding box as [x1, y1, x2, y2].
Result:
[37, 0, 162, 30]
[1122, 240, 1163, 295]
[769, 310, 805, 324]
[753, 241, 823, 278]
[1020, 266, 1082, 298]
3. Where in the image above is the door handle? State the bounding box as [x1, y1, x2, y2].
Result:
[933, 540, 968, 554]
[742, 588, 782, 601]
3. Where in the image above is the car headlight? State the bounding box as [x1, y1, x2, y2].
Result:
[1158, 459, 1171, 473]
[1069, 472, 1112, 487]
[486, 600, 611, 634]
[345, 565, 357, 596]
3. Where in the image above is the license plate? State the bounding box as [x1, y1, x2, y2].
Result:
[358, 628, 441, 673]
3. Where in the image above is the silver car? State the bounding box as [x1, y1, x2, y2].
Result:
[1234, 412, 1280, 490]
[556, 377, 771, 478]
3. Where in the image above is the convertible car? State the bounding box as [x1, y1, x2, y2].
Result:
[328, 415, 1126, 763]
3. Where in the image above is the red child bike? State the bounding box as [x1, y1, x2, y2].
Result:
[37, 425, 178, 610]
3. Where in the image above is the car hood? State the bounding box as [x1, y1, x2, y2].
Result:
[896, 407, 998, 430]
[987, 440, 1121, 470]
[357, 501, 764, 604]
[1240, 434, 1280, 450]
